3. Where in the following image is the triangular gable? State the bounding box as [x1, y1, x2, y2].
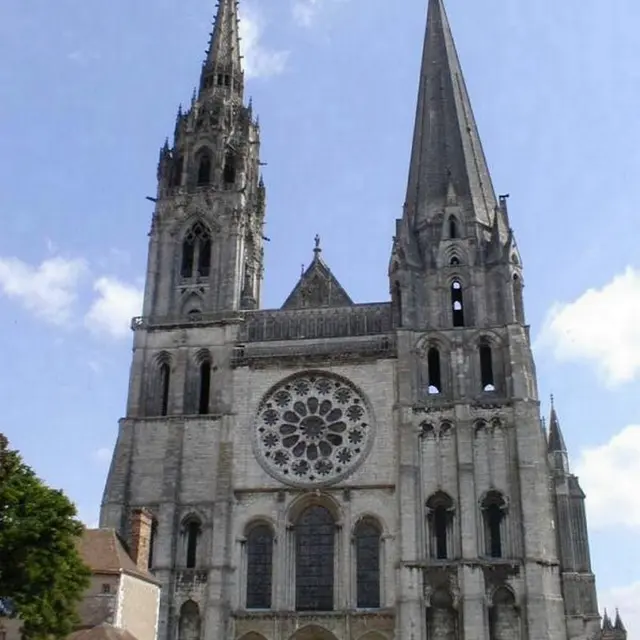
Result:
[282, 241, 353, 310]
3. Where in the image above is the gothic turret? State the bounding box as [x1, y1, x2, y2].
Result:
[548, 395, 570, 474]
[601, 610, 627, 640]
[549, 399, 602, 639]
[145, 0, 264, 318]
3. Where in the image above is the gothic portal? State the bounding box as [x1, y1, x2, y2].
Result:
[100, 1, 626, 639]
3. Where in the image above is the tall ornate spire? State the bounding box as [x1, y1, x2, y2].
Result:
[200, 0, 244, 99]
[405, 0, 497, 229]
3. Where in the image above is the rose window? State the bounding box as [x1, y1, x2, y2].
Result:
[254, 373, 374, 486]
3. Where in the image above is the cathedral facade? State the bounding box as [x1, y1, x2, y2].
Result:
[100, 1, 626, 639]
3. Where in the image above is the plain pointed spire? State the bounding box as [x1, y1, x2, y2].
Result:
[405, 0, 497, 228]
[547, 395, 570, 474]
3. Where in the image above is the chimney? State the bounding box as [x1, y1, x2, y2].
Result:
[130, 508, 154, 571]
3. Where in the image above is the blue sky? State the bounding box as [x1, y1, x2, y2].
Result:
[1, 0, 639, 631]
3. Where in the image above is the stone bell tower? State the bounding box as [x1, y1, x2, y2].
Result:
[148, 0, 265, 319]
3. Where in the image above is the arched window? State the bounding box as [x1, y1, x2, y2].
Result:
[426, 492, 454, 560]
[296, 506, 335, 611]
[490, 587, 519, 640]
[159, 362, 170, 416]
[355, 520, 381, 609]
[148, 518, 158, 569]
[246, 525, 274, 610]
[183, 518, 201, 569]
[427, 589, 457, 639]
[171, 155, 184, 187]
[223, 152, 237, 185]
[450, 256, 460, 266]
[451, 280, 464, 327]
[449, 216, 459, 239]
[479, 342, 495, 392]
[197, 152, 212, 186]
[181, 222, 212, 279]
[178, 601, 201, 640]
[513, 274, 524, 324]
[427, 347, 442, 394]
[198, 360, 211, 415]
[482, 491, 507, 558]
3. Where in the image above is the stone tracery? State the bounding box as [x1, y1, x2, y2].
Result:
[254, 373, 374, 486]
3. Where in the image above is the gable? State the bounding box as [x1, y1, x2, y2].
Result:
[282, 258, 353, 310]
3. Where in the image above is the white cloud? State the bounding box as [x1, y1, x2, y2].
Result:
[537, 267, 640, 386]
[92, 447, 112, 464]
[0, 256, 87, 325]
[239, 6, 289, 79]
[600, 582, 639, 638]
[84, 277, 143, 340]
[292, 0, 345, 27]
[575, 425, 640, 530]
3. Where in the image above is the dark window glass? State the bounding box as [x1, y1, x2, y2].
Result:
[434, 506, 448, 559]
[355, 522, 381, 608]
[449, 217, 459, 239]
[159, 363, 170, 416]
[197, 153, 211, 186]
[295, 506, 334, 611]
[486, 504, 503, 558]
[223, 153, 237, 185]
[185, 521, 200, 568]
[198, 361, 211, 415]
[451, 281, 464, 327]
[480, 343, 495, 391]
[181, 239, 195, 278]
[427, 347, 442, 394]
[198, 238, 211, 277]
[246, 525, 273, 609]
[172, 156, 183, 187]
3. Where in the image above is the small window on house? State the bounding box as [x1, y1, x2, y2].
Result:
[449, 216, 459, 239]
[197, 153, 212, 186]
[427, 347, 442, 394]
[198, 361, 211, 415]
[451, 281, 464, 327]
[482, 492, 506, 558]
[159, 362, 171, 416]
[185, 520, 201, 569]
[101, 583, 111, 594]
[479, 342, 495, 392]
[223, 152, 237, 185]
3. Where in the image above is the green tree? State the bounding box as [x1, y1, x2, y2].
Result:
[0, 434, 91, 639]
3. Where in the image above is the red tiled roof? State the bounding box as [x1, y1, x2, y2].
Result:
[78, 529, 160, 585]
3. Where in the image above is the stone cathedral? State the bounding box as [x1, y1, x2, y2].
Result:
[100, 1, 627, 639]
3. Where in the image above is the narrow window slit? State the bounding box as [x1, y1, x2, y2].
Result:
[427, 347, 442, 394]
